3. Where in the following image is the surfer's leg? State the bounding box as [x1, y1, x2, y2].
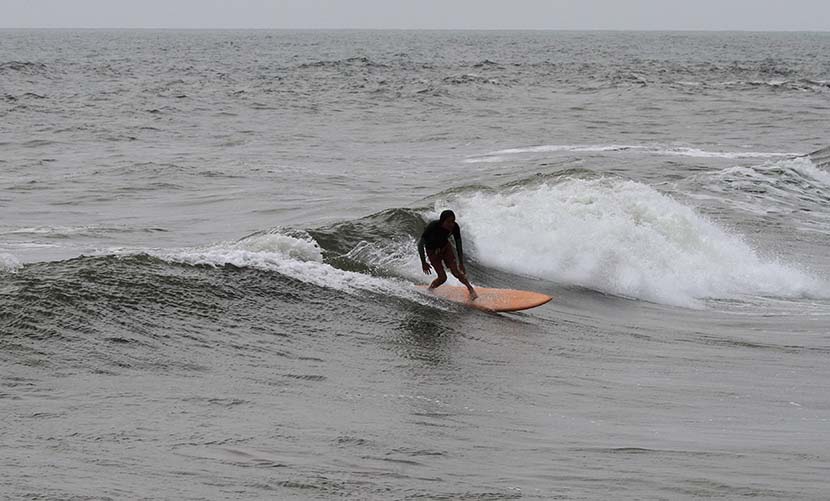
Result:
[466, 282, 478, 300]
[448, 260, 477, 300]
[429, 267, 447, 289]
[427, 249, 447, 289]
[443, 246, 477, 298]
[459, 275, 478, 300]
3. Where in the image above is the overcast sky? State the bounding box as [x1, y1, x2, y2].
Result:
[3, 0, 830, 31]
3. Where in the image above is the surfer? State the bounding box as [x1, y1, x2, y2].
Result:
[418, 210, 478, 300]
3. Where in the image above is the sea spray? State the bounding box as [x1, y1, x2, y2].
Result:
[441, 177, 827, 307]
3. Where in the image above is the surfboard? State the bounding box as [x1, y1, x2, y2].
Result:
[417, 285, 552, 312]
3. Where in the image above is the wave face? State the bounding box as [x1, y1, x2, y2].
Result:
[438, 176, 828, 307]
[138, 230, 430, 303]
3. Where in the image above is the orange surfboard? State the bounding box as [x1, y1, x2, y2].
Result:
[417, 285, 552, 312]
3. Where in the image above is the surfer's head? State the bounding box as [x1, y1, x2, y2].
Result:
[439, 209, 456, 230]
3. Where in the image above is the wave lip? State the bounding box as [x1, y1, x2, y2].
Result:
[443, 177, 829, 308]
[135, 230, 430, 304]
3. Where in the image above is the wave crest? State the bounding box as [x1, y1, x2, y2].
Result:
[441, 177, 828, 307]
[142, 230, 430, 302]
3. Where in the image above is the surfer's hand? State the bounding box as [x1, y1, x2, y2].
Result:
[422, 262, 432, 275]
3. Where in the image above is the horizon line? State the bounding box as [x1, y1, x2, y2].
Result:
[2, 26, 829, 33]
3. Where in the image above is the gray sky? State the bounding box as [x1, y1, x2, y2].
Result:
[3, 0, 830, 31]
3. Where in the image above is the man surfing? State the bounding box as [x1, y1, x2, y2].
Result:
[417, 209, 478, 300]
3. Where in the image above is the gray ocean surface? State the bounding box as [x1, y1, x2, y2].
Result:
[2, 30, 830, 499]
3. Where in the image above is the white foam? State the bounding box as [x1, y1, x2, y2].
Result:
[465, 144, 799, 163]
[3, 225, 92, 236]
[0, 253, 22, 273]
[441, 178, 829, 307]
[491, 144, 636, 155]
[462, 155, 510, 164]
[466, 144, 636, 162]
[138, 231, 434, 304]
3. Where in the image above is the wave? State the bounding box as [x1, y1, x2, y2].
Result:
[310, 208, 425, 257]
[0, 61, 48, 75]
[442, 74, 505, 86]
[8, 164, 828, 312]
[1, 225, 168, 239]
[206, 174, 829, 309]
[465, 144, 800, 163]
[711, 157, 830, 197]
[0, 229, 450, 347]
[671, 79, 830, 93]
[3, 92, 47, 101]
[735, 79, 830, 92]
[433, 176, 829, 308]
[138, 230, 434, 305]
[680, 156, 830, 232]
[296, 56, 388, 70]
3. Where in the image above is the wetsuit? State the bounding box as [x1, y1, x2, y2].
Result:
[418, 220, 464, 269]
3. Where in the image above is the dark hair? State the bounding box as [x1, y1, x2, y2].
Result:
[439, 209, 455, 223]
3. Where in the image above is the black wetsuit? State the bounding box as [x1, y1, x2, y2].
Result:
[417, 220, 464, 266]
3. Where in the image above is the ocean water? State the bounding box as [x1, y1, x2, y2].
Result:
[2, 30, 830, 499]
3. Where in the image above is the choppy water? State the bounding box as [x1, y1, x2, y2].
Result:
[2, 30, 830, 499]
